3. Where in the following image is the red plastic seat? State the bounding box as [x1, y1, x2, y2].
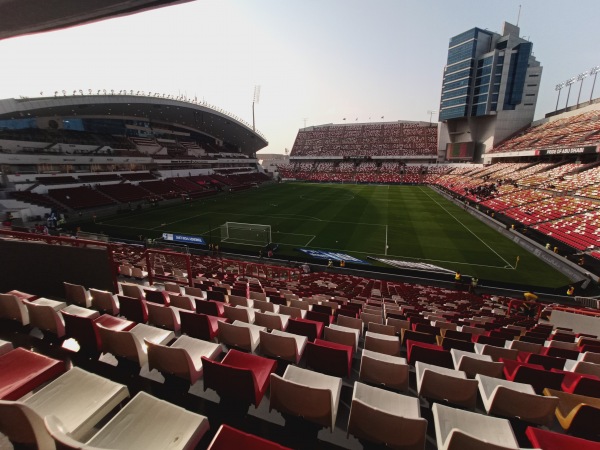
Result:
[305, 339, 352, 377]
[526, 426, 600, 450]
[207, 424, 291, 450]
[305, 310, 333, 327]
[195, 299, 225, 317]
[179, 310, 227, 341]
[0, 348, 65, 400]
[201, 349, 276, 407]
[502, 358, 565, 394]
[62, 312, 133, 354]
[560, 371, 600, 397]
[117, 295, 148, 323]
[285, 317, 323, 342]
[524, 353, 567, 371]
[406, 340, 453, 369]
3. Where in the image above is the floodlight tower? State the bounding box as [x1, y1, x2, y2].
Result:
[564, 77, 576, 109]
[590, 66, 600, 102]
[555, 82, 565, 111]
[427, 110, 437, 126]
[576, 71, 589, 106]
[252, 85, 261, 132]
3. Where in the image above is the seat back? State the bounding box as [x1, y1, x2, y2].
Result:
[62, 311, 101, 353]
[368, 322, 396, 336]
[168, 295, 195, 311]
[259, 331, 298, 363]
[195, 299, 223, 317]
[337, 315, 363, 335]
[348, 398, 427, 450]
[117, 295, 148, 323]
[120, 283, 144, 300]
[24, 301, 65, 337]
[144, 290, 169, 305]
[278, 305, 304, 318]
[201, 356, 259, 405]
[179, 311, 215, 341]
[163, 282, 182, 294]
[0, 293, 29, 325]
[146, 340, 195, 383]
[147, 303, 180, 332]
[365, 334, 401, 357]
[223, 305, 251, 323]
[255, 311, 284, 331]
[359, 352, 408, 391]
[252, 299, 276, 313]
[270, 373, 334, 429]
[218, 321, 252, 352]
[0, 401, 55, 450]
[228, 295, 250, 307]
[63, 282, 90, 307]
[89, 289, 119, 315]
[185, 286, 205, 298]
[97, 325, 146, 366]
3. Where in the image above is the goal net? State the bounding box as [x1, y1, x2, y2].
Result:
[220, 222, 272, 246]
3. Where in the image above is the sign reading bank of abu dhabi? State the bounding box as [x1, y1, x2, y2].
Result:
[298, 249, 369, 265]
[162, 233, 205, 245]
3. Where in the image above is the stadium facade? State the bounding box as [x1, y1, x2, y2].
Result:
[438, 22, 542, 163]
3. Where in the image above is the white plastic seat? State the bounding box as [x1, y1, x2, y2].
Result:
[24, 299, 66, 338]
[359, 349, 409, 392]
[347, 382, 427, 450]
[433, 403, 524, 450]
[270, 364, 341, 430]
[323, 324, 359, 353]
[416, 361, 479, 408]
[259, 329, 307, 364]
[63, 282, 91, 308]
[476, 374, 559, 425]
[0, 293, 30, 325]
[146, 335, 221, 384]
[252, 298, 279, 313]
[45, 391, 210, 450]
[217, 320, 265, 353]
[146, 303, 181, 332]
[119, 282, 146, 300]
[254, 311, 290, 331]
[223, 304, 255, 323]
[89, 288, 120, 315]
[0, 367, 129, 449]
[451, 348, 504, 378]
[364, 331, 401, 356]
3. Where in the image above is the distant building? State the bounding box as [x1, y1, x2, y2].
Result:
[438, 22, 542, 163]
[258, 153, 289, 178]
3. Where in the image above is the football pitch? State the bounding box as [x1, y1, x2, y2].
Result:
[86, 183, 572, 288]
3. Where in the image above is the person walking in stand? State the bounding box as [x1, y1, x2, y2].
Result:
[566, 285, 575, 297]
[470, 276, 478, 294]
[454, 271, 462, 290]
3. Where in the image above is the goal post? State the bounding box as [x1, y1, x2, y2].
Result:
[220, 222, 272, 246]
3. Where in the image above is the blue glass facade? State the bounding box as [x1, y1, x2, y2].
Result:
[503, 42, 532, 109]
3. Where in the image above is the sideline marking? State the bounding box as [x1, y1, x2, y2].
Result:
[419, 187, 515, 269]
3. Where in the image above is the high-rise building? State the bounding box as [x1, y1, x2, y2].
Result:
[438, 22, 542, 162]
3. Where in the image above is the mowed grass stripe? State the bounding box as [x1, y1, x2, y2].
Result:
[85, 183, 572, 288]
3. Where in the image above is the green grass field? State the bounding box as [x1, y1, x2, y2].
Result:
[81, 183, 572, 288]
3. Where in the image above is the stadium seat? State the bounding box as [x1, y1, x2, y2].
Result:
[259, 329, 307, 364]
[89, 288, 120, 315]
[146, 335, 221, 384]
[0, 368, 128, 448]
[195, 299, 225, 317]
[24, 299, 67, 338]
[416, 361, 478, 408]
[323, 324, 359, 353]
[44, 391, 210, 450]
[218, 320, 265, 353]
[63, 282, 91, 308]
[407, 340, 453, 368]
[347, 382, 427, 450]
[179, 310, 226, 342]
[270, 364, 341, 430]
[202, 349, 276, 407]
[146, 302, 181, 332]
[285, 317, 323, 341]
[432, 403, 522, 450]
[502, 358, 565, 394]
[364, 331, 402, 356]
[359, 349, 409, 392]
[525, 426, 600, 450]
[476, 374, 558, 425]
[207, 424, 292, 450]
[543, 388, 600, 440]
[0, 348, 65, 401]
[254, 311, 289, 331]
[0, 292, 30, 325]
[117, 294, 148, 323]
[451, 348, 504, 378]
[305, 339, 353, 377]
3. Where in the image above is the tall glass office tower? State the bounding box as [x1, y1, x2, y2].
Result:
[438, 22, 542, 162]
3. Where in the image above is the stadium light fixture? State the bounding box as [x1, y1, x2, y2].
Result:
[555, 82, 565, 111]
[564, 77, 576, 109]
[252, 85, 261, 132]
[576, 71, 589, 106]
[590, 66, 600, 102]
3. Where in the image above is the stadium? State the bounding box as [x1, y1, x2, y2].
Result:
[0, 2, 599, 450]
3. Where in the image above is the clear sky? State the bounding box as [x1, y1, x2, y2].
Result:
[0, 0, 598, 154]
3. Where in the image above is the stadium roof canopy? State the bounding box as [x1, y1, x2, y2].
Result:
[0, 95, 269, 154]
[0, 0, 193, 41]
